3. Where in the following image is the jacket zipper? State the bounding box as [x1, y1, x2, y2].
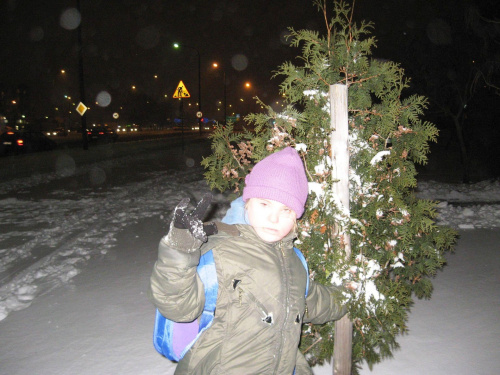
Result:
[239, 287, 270, 320]
[273, 240, 290, 375]
[233, 281, 272, 323]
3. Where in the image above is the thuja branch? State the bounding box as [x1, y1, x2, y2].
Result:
[300, 153, 315, 181]
[227, 139, 244, 169]
[303, 336, 323, 354]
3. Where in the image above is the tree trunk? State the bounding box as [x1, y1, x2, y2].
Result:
[330, 84, 353, 375]
[452, 114, 470, 183]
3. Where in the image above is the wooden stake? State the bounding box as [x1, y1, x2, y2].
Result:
[330, 84, 353, 375]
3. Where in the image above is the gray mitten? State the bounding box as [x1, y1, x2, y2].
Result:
[164, 193, 217, 252]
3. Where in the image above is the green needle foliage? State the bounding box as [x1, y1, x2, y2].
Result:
[202, 0, 457, 371]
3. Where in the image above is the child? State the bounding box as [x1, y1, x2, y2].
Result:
[149, 147, 346, 375]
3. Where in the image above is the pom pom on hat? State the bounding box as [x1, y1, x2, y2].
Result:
[242, 147, 308, 217]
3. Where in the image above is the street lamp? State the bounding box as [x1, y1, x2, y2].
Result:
[212, 62, 227, 125]
[64, 95, 72, 130]
[173, 43, 202, 135]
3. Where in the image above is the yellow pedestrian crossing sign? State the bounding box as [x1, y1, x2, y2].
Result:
[173, 80, 191, 98]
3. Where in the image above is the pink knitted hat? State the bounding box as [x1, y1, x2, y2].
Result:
[242, 147, 308, 218]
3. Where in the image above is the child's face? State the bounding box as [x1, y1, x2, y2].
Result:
[247, 198, 297, 243]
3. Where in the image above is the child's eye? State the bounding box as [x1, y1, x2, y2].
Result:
[281, 208, 296, 220]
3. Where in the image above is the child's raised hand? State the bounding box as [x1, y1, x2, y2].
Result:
[172, 193, 217, 242]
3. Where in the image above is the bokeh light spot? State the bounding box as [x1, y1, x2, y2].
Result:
[426, 18, 452, 45]
[89, 166, 106, 186]
[280, 30, 292, 45]
[60, 8, 81, 30]
[231, 54, 248, 71]
[55, 154, 76, 177]
[96, 91, 112, 107]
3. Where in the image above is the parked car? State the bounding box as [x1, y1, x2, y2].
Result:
[46, 127, 68, 137]
[86, 125, 118, 143]
[0, 130, 57, 156]
[55, 127, 69, 136]
[116, 124, 139, 133]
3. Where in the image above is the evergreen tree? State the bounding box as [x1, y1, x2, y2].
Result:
[201, 0, 457, 371]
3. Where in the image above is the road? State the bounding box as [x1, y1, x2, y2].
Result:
[50, 128, 205, 147]
[0, 130, 208, 181]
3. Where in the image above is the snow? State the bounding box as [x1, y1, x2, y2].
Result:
[0, 139, 499, 374]
[369, 150, 390, 165]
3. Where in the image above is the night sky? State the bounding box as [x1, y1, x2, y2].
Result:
[1, 0, 326, 124]
[0, 0, 498, 130]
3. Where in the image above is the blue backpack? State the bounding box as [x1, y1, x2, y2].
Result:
[153, 197, 310, 361]
[153, 247, 309, 361]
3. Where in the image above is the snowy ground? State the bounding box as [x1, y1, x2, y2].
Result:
[0, 138, 499, 374]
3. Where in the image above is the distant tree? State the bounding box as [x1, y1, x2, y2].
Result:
[0, 84, 30, 128]
[396, 0, 500, 182]
[465, 2, 500, 95]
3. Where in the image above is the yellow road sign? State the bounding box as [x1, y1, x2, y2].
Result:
[76, 102, 88, 116]
[173, 80, 191, 98]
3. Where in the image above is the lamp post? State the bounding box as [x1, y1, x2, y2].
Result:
[244, 81, 254, 114]
[64, 95, 72, 131]
[212, 62, 227, 125]
[173, 43, 202, 135]
[76, 0, 88, 150]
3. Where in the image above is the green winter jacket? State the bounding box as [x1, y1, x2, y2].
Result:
[149, 222, 346, 375]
